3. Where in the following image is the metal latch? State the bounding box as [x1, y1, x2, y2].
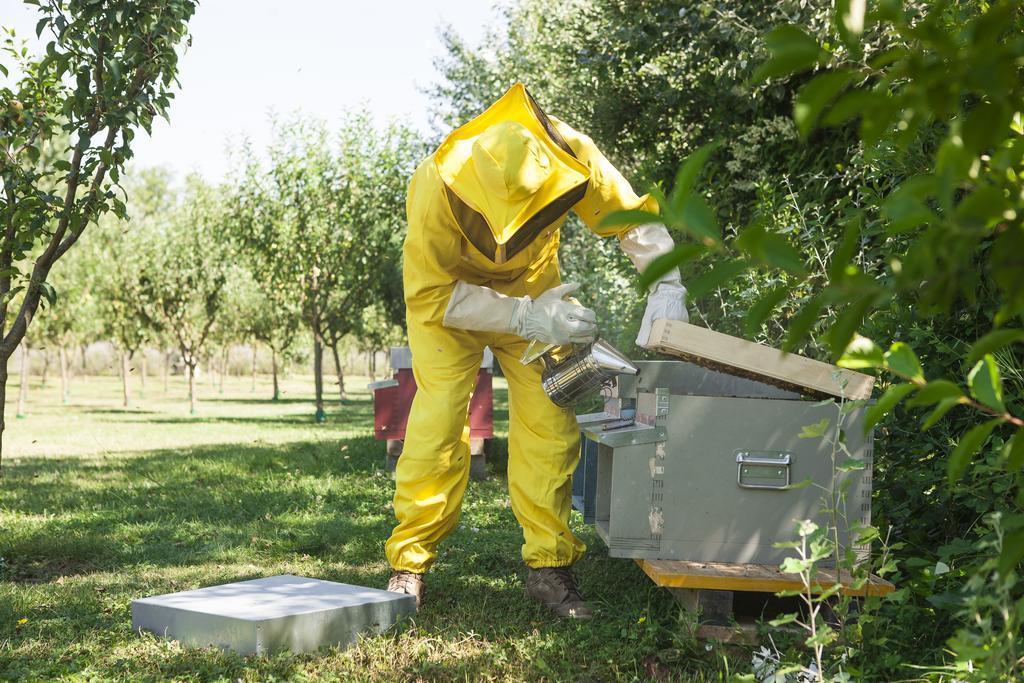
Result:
[736, 451, 792, 489]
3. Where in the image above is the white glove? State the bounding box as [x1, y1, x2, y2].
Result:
[443, 280, 597, 345]
[636, 280, 689, 348]
[515, 282, 597, 345]
[619, 223, 690, 347]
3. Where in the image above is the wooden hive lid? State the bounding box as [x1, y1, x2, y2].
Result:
[646, 319, 875, 401]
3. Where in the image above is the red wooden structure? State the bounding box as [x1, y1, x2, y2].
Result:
[370, 347, 494, 478]
[372, 367, 494, 442]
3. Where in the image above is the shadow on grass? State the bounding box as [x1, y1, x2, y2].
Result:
[1, 435, 399, 580]
[79, 408, 161, 416]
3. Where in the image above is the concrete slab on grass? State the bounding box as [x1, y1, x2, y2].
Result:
[132, 574, 415, 655]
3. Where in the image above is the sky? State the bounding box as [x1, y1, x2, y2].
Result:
[0, 0, 499, 181]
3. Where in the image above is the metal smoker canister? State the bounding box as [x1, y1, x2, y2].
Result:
[540, 339, 640, 408]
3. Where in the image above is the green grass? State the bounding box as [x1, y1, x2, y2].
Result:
[0, 372, 741, 681]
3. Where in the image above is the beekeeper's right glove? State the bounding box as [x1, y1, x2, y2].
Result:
[443, 281, 597, 345]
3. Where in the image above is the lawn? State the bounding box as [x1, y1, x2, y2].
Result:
[0, 372, 741, 681]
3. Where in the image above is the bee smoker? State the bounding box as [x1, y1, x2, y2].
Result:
[523, 338, 640, 408]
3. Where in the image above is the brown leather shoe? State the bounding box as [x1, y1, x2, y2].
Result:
[525, 566, 594, 619]
[387, 571, 424, 610]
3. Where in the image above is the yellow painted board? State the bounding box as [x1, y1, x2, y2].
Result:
[647, 319, 875, 401]
[637, 559, 895, 597]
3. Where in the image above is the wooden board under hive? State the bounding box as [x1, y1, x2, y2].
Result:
[646, 319, 875, 401]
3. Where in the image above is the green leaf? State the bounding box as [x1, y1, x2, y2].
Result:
[39, 281, 57, 307]
[799, 418, 831, 439]
[783, 477, 814, 490]
[783, 294, 825, 352]
[780, 557, 812, 574]
[884, 342, 924, 383]
[686, 259, 750, 299]
[734, 224, 806, 276]
[967, 329, 1024, 366]
[864, 383, 918, 433]
[768, 613, 799, 627]
[753, 25, 826, 82]
[827, 291, 880, 362]
[906, 380, 965, 408]
[1002, 429, 1024, 471]
[599, 209, 663, 230]
[967, 355, 1005, 413]
[998, 529, 1024, 578]
[828, 213, 863, 282]
[947, 419, 1002, 484]
[795, 70, 853, 138]
[678, 195, 722, 247]
[821, 89, 881, 127]
[669, 141, 721, 211]
[838, 334, 884, 370]
[638, 243, 705, 292]
[744, 285, 790, 337]
[836, 0, 867, 45]
[921, 396, 962, 431]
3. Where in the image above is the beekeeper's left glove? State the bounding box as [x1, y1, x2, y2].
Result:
[619, 223, 690, 347]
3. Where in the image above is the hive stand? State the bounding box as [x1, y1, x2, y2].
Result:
[637, 559, 895, 644]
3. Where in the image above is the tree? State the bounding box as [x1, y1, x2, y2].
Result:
[434, 1, 1023, 678]
[143, 177, 231, 414]
[231, 266, 300, 401]
[0, 0, 197, 466]
[29, 245, 96, 404]
[318, 116, 419, 401]
[231, 113, 419, 418]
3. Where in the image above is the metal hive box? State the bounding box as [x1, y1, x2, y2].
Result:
[131, 575, 415, 655]
[573, 360, 802, 524]
[577, 322, 876, 566]
[586, 390, 873, 564]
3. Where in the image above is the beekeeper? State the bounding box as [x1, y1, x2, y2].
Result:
[385, 83, 688, 619]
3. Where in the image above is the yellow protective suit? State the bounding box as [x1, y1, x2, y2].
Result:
[386, 83, 658, 573]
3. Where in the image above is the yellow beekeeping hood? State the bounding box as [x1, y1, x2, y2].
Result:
[435, 83, 590, 264]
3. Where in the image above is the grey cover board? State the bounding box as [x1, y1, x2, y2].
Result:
[592, 393, 872, 564]
[132, 574, 415, 655]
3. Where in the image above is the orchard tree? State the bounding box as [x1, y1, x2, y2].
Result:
[0, 0, 196, 465]
[94, 225, 152, 407]
[231, 266, 300, 401]
[31, 246, 96, 404]
[318, 117, 418, 401]
[144, 177, 231, 414]
[232, 113, 419, 420]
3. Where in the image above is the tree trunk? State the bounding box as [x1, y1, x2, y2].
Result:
[251, 341, 257, 392]
[271, 348, 280, 401]
[187, 360, 197, 414]
[330, 342, 346, 404]
[80, 344, 87, 373]
[17, 341, 29, 418]
[163, 349, 170, 395]
[140, 350, 147, 398]
[59, 345, 69, 404]
[40, 349, 50, 389]
[0, 359, 8, 468]
[314, 338, 325, 422]
[120, 350, 131, 408]
[219, 346, 228, 394]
